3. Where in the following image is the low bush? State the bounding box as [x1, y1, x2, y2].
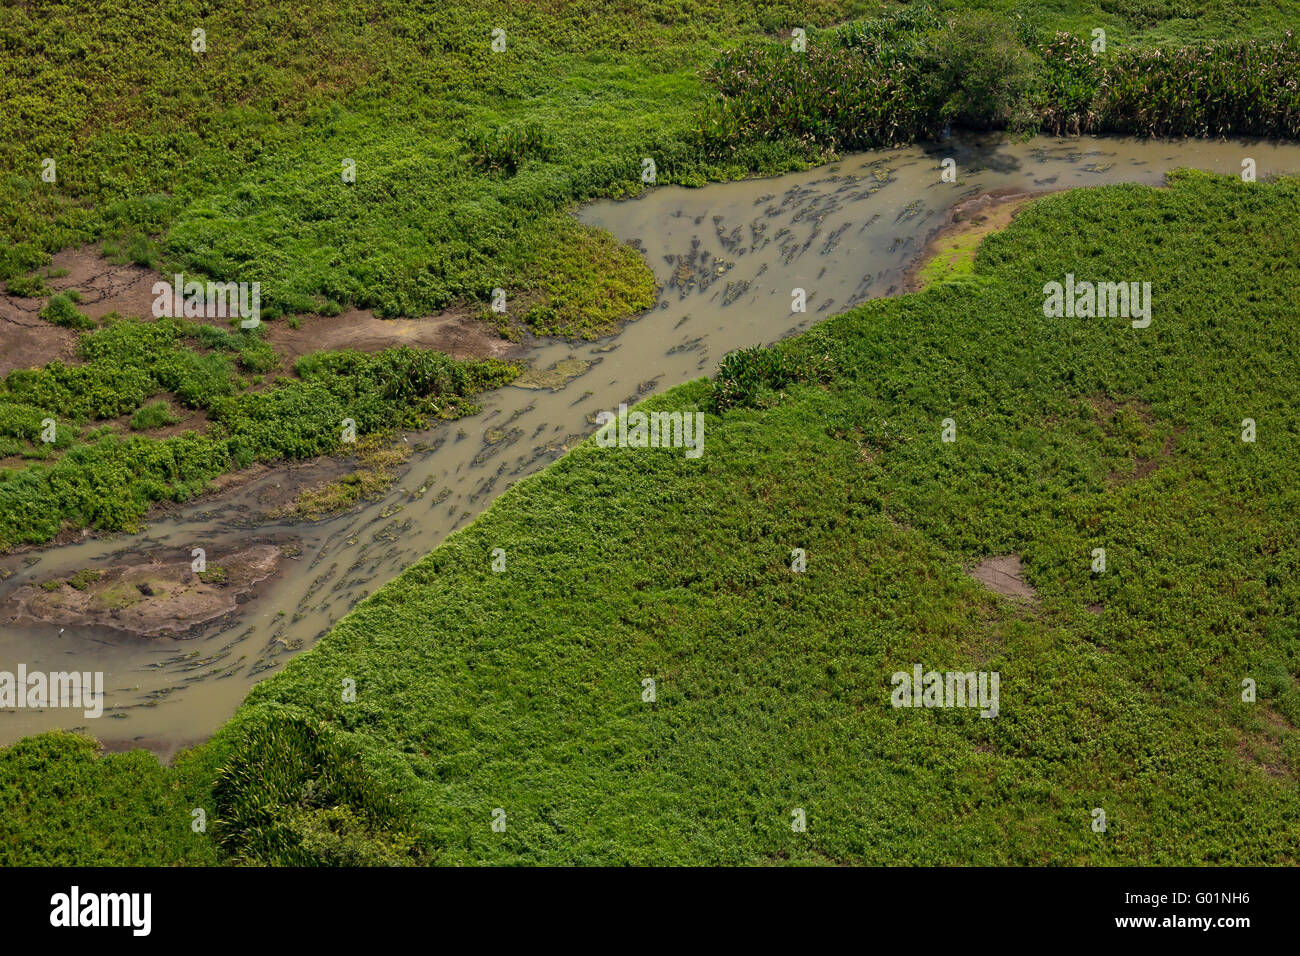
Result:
[130, 401, 181, 430]
[464, 123, 554, 176]
[38, 291, 94, 330]
[711, 342, 834, 412]
[5, 273, 47, 297]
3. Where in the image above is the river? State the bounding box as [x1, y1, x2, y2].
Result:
[3, 133, 1299, 757]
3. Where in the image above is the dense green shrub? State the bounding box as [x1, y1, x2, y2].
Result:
[921, 12, 1038, 128]
[711, 342, 833, 412]
[0, 732, 217, 866]
[130, 401, 181, 430]
[464, 122, 555, 176]
[699, 11, 1300, 156]
[38, 291, 95, 330]
[699, 15, 944, 155]
[1099, 32, 1300, 137]
[5, 273, 48, 297]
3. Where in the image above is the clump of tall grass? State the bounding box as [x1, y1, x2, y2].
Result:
[129, 400, 181, 431]
[212, 709, 420, 865]
[464, 122, 555, 176]
[1096, 31, 1300, 138]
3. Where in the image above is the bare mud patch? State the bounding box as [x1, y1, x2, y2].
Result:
[42, 247, 167, 319]
[1, 245, 526, 376]
[904, 189, 1048, 293]
[968, 554, 1038, 602]
[512, 357, 595, 390]
[263, 308, 524, 365]
[2, 542, 292, 638]
[0, 296, 78, 377]
[158, 456, 358, 526]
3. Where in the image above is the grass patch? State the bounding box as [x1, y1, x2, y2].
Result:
[129, 400, 182, 431]
[66, 568, 102, 591]
[196, 565, 227, 586]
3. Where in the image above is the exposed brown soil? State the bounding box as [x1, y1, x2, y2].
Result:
[903, 188, 1051, 293]
[263, 307, 520, 364]
[43, 247, 168, 319]
[968, 554, 1039, 602]
[0, 245, 526, 377]
[2, 542, 291, 638]
[0, 248, 160, 375]
[0, 295, 78, 377]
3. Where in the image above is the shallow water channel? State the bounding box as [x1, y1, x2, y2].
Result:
[3, 133, 1300, 756]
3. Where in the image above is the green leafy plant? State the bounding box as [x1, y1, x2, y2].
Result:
[130, 401, 181, 430]
[464, 122, 554, 176]
[38, 291, 94, 330]
[5, 273, 47, 297]
[712, 343, 833, 411]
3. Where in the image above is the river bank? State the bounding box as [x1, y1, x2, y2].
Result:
[4, 133, 1300, 754]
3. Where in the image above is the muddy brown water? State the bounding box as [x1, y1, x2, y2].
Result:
[4, 133, 1300, 757]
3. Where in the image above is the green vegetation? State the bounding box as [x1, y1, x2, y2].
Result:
[5, 0, 1298, 322]
[3, 0, 1300, 867]
[0, 316, 518, 549]
[700, 8, 1300, 156]
[35, 568, 103, 591]
[130, 400, 183, 431]
[0, 0, 1295, 549]
[912, 199, 1032, 290]
[711, 343, 834, 412]
[38, 291, 95, 330]
[0, 733, 217, 866]
[196, 565, 227, 586]
[66, 568, 102, 591]
[915, 227, 985, 287]
[465, 122, 556, 176]
[5, 273, 48, 297]
[6, 172, 1299, 864]
[212, 710, 421, 865]
[276, 437, 412, 520]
